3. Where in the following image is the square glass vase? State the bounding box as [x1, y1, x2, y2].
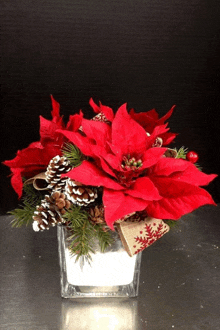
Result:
[57, 225, 142, 298]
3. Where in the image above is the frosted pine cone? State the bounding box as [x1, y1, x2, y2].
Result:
[65, 178, 98, 206]
[152, 137, 163, 148]
[92, 112, 110, 123]
[32, 191, 71, 231]
[45, 155, 71, 192]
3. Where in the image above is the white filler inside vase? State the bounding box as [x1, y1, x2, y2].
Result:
[65, 247, 137, 286]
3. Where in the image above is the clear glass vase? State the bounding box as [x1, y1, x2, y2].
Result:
[57, 225, 142, 298]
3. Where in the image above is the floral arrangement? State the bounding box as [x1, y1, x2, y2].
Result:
[3, 96, 217, 260]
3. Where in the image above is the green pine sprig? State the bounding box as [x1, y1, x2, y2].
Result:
[62, 143, 83, 167]
[9, 183, 43, 228]
[175, 146, 188, 159]
[94, 223, 114, 253]
[9, 200, 37, 228]
[63, 205, 113, 261]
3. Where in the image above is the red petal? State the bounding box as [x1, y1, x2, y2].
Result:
[130, 106, 177, 144]
[103, 189, 149, 229]
[99, 157, 118, 178]
[170, 163, 218, 186]
[4, 146, 61, 170]
[40, 116, 64, 145]
[157, 105, 176, 125]
[57, 130, 98, 157]
[3, 142, 62, 196]
[10, 168, 23, 198]
[145, 124, 169, 148]
[112, 104, 147, 156]
[50, 95, 64, 126]
[66, 112, 83, 131]
[161, 132, 178, 145]
[151, 158, 218, 187]
[146, 179, 216, 220]
[129, 108, 159, 130]
[126, 177, 162, 201]
[141, 147, 167, 169]
[50, 95, 60, 120]
[89, 98, 100, 113]
[99, 102, 114, 122]
[89, 98, 114, 122]
[81, 118, 111, 146]
[103, 153, 120, 170]
[62, 160, 124, 190]
[28, 141, 43, 148]
[151, 157, 189, 176]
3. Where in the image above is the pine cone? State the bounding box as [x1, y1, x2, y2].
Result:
[32, 191, 71, 231]
[92, 113, 110, 124]
[65, 178, 98, 206]
[152, 137, 163, 148]
[116, 211, 148, 223]
[88, 205, 105, 224]
[164, 148, 177, 158]
[88, 206, 146, 226]
[49, 191, 72, 214]
[45, 155, 72, 192]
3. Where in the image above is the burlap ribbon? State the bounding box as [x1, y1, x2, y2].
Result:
[24, 172, 48, 190]
[116, 218, 170, 257]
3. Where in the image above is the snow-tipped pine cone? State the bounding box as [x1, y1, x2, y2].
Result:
[92, 112, 110, 123]
[65, 178, 98, 206]
[45, 155, 72, 192]
[32, 191, 71, 231]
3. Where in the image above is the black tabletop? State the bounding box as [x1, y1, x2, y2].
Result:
[0, 205, 219, 330]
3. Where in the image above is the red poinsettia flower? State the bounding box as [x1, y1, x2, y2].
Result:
[89, 98, 177, 145]
[129, 106, 177, 145]
[58, 104, 217, 229]
[3, 96, 83, 198]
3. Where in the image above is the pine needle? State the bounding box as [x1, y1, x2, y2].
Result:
[175, 146, 188, 159]
[9, 202, 36, 228]
[9, 183, 43, 228]
[63, 205, 113, 259]
[62, 143, 83, 167]
[94, 224, 114, 253]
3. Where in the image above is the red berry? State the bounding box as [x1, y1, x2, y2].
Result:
[186, 151, 199, 164]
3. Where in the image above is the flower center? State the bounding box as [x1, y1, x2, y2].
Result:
[121, 155, 143, 171]
[116, 155, 143, 187]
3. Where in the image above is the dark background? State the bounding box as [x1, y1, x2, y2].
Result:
[1, 0, 220, 213]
